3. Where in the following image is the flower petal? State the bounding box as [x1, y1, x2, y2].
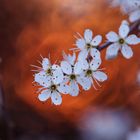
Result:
[42, 58, 50, 70]
[63, 52, 76, 66]
[121, 20, 129, 26]
[38, 89, 51, 102]
[92, 71, 107, 82]
[34, 71, 51, 87]
[77, 76, 91, 91]
[129, 10, 140, 22]
[69, 81, 79, 96]
[63, 76, 69, 83]
[90, 59, 101, 71]
[57, 83, 70, 94]
[121, 44, 133, 59]
[74, 60, 89, 74]
[84, 29, 93, 43]
[52, 67, 64, 85]
[78, 49, 88, 61]
[91, 35, 102, 46]
[51, 64, 60, 70]
[61, 61, 72, 75]
[74, 61, 84, 75]
[119, 24, 130, 38]
[106, 43, 120, 59]
[126, 35, 140, 45]
[51, 91, 62, 105]
[76, 39, 86, 50]
[68, 53, 76, 65]
[90, 48, 101, 59]
[106, 31, 119, 42]
[80, 59, 89, 70]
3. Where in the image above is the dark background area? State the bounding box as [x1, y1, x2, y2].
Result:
[0, 0, 140, 139]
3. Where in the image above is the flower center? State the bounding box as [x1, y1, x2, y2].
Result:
[51, 85, 57, 91]
[86, 43, 92, 49]
[46, 68, 51, 75]
[119, 38, 125, 44]
[70, 74, 76, 80]
[86, 69, 92, 76]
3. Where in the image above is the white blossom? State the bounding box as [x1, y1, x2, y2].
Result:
[32, 57, 71, 105]
[74, 29, 101, 60]
[34, 58, 64, 87]
[61, 54, 92, 96]
[129, 9, 140, 22]
[111, 0, 140, 22]
[38, 82, 70, 105]
[78, 59, 107, 89]
[127, 128, 140, 140]
[106, 21, 140, 59]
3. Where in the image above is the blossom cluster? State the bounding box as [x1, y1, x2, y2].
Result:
[111, 0, 140, 23]
[33, 20, 140, 105]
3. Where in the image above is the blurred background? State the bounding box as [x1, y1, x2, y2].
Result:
[0, 0, 140, 139]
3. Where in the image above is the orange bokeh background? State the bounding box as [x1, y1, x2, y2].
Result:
[0, 0, 140, 132]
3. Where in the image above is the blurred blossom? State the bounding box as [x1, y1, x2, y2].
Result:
[110, 0, 140, 22]
[79, 108, 132, 140]
[127, 128, 140, 140]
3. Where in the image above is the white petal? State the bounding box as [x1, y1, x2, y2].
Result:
[68, 53, 76, 65]
[77, 49, 88, 61]
[57, 83, 70, 94]
[121, 44, 133, 59]
[91, 35, 102, 46]
[80, 59, 89, 70]
[69, 81, 79, 96]
[90, 48, 101, 59]
[74, 61, 84, 75]
[63, 52, 76, 65]
[74, 60, 89, 74]
[61, 61, 72, 75]
[38, 89, 51, 102]
[90, 59, 101, 71]
[42, 58, 50, 70]
[52, 68, 64, 85]
[106, 43, 120, 59]
[126, 35, 140, 45]
[34, 71, 51, 87]
[129, 10, 140, 22]
[121, 20, 129, 26]
[92, 71, 107, 82]
[63, 76, 70, 83]
[84, 29, 93, 43]
[77, 76, 91, 91]
[76, 39, 86, 50]
[119, 24, 130, 38]
[51, 91, 62, 105]
[51, 64, 60, 70]
[106, 31, 119, 42]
